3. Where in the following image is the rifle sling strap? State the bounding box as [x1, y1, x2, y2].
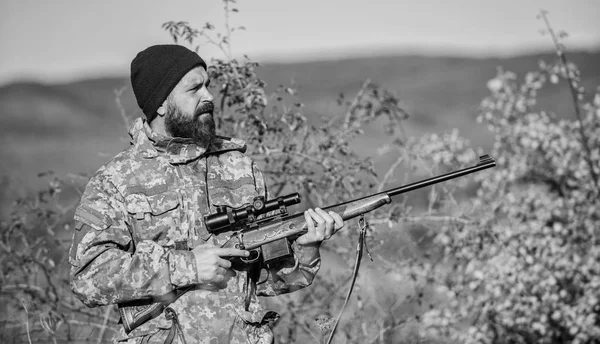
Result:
[244, 262, 262, 311]
[164, 307, 188, 344]
[326, 215, 372, 344]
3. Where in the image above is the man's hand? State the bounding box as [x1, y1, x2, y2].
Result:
[296, 208, 344, 246]
[191, 244, 249, 288]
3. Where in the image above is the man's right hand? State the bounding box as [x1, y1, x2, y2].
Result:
[191, 244, 249, 287]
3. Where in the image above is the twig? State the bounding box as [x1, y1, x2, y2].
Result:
[377, 155, 404, 193]
[66, 319, 119, 332]
[1, 319, 118, 333]
[539, 10, 600, 193]
[20, 299, 33, 344]
[113, 86, 130, 129]
[96, 306, 112, 344]
[343, 79, 371, 130]
[266, 149, 343, 166]
[220, 83, 230, 116]
[366, 320, 409, 344]
[2, 284, 48, 296]
[60, 302, 117, 321]
[31, 258, 59, 304]
[417, 156, 460, 208]
[365, 215, 470, 226]
[317, 79, 373, 150]
[222, 0, 233, 59]
[301, 319, 324, 344]
[399, 215, 470, 224]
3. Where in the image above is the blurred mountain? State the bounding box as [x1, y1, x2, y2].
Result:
[259, 51, 600, 147]
[1, 50, 599, 204]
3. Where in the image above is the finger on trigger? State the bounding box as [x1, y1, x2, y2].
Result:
[218, 248, 250, 257]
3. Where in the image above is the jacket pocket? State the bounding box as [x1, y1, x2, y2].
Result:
[125, 191, 181, 244]
[207, 177, 258, 210]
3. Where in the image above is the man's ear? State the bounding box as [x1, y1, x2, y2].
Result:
[157, 102, 166, 117]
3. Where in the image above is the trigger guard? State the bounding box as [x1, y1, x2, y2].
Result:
[241, 249, 261, 264]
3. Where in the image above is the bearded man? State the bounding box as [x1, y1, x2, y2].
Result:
[69, 44, 343, 344]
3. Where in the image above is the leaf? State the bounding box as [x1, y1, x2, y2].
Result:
[37, 171, 54, 178]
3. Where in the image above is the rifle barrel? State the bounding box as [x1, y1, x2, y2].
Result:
[325, 155, 496, 210]
[387, 154, 496, 197]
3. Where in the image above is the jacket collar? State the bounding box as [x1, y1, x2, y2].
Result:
[128, 117, 247, 164]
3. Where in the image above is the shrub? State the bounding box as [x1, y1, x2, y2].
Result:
[421, 11, 600, 344]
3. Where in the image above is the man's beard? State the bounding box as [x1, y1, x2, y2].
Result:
[164, 101, 216, 147]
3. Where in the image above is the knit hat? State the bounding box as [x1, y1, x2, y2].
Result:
[130, 44, 207, 122]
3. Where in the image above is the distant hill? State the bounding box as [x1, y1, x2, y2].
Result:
[259, 51, 600, 140]
[1, 50, 599, 209]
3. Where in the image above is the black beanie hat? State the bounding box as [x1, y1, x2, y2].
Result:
[130, 44, 207, 122]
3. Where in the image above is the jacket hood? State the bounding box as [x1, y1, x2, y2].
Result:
[128, 117, 247, 164]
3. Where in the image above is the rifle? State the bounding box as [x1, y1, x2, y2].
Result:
[205, 154, 496, 265]
[118, 154, 496, 334]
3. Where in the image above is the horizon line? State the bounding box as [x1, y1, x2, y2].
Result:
[2, 44, 599, 87]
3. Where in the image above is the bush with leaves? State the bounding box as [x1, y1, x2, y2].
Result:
[0, 174, 119, 343]
[420, 12, 600, 344]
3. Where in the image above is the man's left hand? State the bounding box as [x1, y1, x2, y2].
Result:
[296, 208, 344, 246]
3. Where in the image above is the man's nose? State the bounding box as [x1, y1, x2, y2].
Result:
[201, 88, 214, 103]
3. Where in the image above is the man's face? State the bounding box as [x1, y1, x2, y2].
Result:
[163, 66, 215, 146]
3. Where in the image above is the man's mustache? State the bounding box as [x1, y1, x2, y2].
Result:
[196, 102, 214, 117]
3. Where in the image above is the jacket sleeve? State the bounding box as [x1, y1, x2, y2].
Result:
[251, 162, 322, 296]
[69, 173, 199, 307]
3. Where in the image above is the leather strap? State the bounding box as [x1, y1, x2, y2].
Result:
[244, 262, 262, 311]
[326, 216, 372, 344]
[164, 307, 188, 344]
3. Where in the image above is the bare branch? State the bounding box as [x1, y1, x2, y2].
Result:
[96, 306, 113, 344]
[377, 155, 404, 193]
[113, 86, 130, 129]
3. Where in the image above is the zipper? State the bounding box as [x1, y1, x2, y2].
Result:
[203, 156, 211, 209]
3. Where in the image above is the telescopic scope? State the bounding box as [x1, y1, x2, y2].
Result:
[204, 192, 301, 233]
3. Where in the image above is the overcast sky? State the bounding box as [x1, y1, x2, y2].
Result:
[1, 0, 599, 85]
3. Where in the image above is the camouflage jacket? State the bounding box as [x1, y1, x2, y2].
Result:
[69, 118, 321, 343]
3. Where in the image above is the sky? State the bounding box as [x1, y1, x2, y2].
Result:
[0, 0, 599, 85]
